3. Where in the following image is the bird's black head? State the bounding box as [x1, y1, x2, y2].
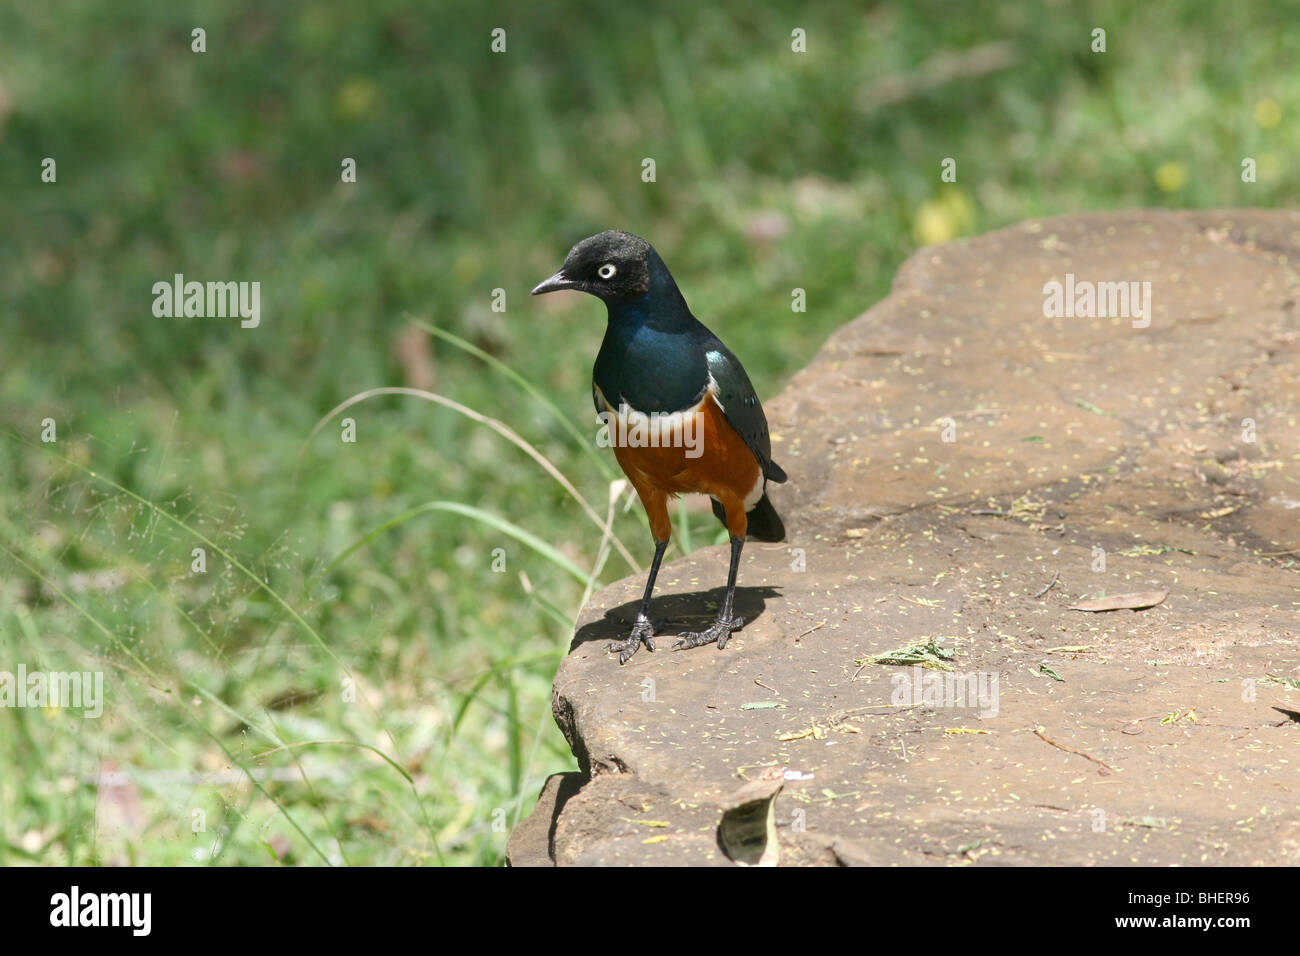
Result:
[530, 230, 656, 304]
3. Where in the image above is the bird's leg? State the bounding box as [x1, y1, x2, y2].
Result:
[607, 538, 668, 664]
[674, 535, 746, 652]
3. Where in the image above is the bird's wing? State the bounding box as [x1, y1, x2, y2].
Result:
[705, 343, 787, 484]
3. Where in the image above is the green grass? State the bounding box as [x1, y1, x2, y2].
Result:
[1, 0, 1297, 865]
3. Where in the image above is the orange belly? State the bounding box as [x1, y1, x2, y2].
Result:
[611, 397, 758, 497]
[599, 388, 762, 539]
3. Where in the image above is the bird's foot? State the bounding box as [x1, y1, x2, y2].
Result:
[673, 615, 745, 652]
[607, 616, 657, 665]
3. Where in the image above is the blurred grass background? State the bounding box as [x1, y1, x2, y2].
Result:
[0, 0, 1295, 865]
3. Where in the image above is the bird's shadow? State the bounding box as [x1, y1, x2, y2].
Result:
[571, 585, 782, 654]
[1272, 706, 1300, 725]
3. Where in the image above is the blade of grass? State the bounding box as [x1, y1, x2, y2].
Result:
[406, 317, 616, 481]
[295, 387, 639, 572]
[252, 740, 414, 784]
[320, 500, 589, 585]
[676, 498, 694, 555]
[577, 479, 627, 613]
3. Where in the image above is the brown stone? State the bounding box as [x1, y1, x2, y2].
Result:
[510, 210, 1300, 866]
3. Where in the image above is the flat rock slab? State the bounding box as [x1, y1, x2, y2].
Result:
[509, 210, 1300, 867]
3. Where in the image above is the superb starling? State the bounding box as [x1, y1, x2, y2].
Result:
[531, 230, 787, 664]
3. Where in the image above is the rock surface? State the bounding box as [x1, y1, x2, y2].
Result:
[508, 210, 1300, 866]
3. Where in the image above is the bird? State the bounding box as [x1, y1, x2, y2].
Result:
[531, 230, 787, 664]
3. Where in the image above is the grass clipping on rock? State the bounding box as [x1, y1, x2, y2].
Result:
[855, 638, 957, 672]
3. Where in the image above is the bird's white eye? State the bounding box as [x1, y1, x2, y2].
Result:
[597, 263, 617, 279]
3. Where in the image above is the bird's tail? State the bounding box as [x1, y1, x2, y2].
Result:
[711, 493, 786, 543]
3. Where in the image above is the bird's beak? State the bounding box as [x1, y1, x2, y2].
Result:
[530, 271, 574, 295]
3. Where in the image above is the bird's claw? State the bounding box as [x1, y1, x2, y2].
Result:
[607, 617, 656, 665]
[673, 615, 745, 652]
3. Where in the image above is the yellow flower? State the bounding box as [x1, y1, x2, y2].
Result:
[1154, 161, 1187, 192]
[337, 77, 378, 118]
[913, 189, 975, 246]
[1254, 98, 1281, 128]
